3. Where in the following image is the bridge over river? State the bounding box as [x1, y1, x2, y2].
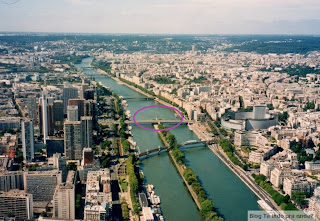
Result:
[126, 119, 194, 125]
[121, 97, 155, 101]
[137, 140, 213, 158]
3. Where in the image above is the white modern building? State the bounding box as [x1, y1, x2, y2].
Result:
[222, 105, 278, 130]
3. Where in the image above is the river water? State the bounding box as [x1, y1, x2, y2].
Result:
[78, 58, 260, 221]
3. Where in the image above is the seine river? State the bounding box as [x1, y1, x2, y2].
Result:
[78, 58, 260, 221]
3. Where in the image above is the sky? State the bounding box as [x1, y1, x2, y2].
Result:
[0, 0, 320, 34]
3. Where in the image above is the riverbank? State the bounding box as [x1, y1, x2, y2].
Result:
[153, 125, 201, 208]
[154, 124, 224, 221]
[208, 144, 286, 214]
[97, 68, 153, 98]
[187, 118, 284, 214]
[188, 123, 214, 142]
[96, 67, 188, 119]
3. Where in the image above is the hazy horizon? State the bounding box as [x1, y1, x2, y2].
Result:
[1, 0, 320, 35]
[1, 31, 320, 36]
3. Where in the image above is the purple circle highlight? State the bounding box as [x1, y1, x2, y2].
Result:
[132, 105, 184, 131]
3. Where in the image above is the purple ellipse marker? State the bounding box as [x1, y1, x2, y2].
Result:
[132, 105, 184, 131]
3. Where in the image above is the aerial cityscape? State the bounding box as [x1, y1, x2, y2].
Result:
[1, 1, 320, 221]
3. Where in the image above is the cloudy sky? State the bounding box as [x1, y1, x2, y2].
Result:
[1, 0, 320, 34]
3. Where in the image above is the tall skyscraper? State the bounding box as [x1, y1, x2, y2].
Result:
[38, 103, 43, 136]
[80, 83, 89, 99]
[82, 147, 94, 165]
[41, 94, 48, 144]
[21, 118, 34, 162]
[53, 153, 67, 182]
[0, 190, 33, 220]
[84, 89, 95, 100]
[27, 96, 37, 123]
[47, 103, 55, 136]
[46, 137, 64, 158]
[84, 100, 97, 130]
[68, 99, 85, 120]
[53, 100, 64, 131]
[81, 116, 93, 148]
[63, 87, 78, 114]
[84, 100, 96, 117]
[67, 105, 79, 122]
[53, 171, 75, 220]
[64, 120, 83, 160]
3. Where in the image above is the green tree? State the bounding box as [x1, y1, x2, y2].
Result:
[278, 111, 289, 122]
[122, 139, 130, 152]
[67, 162, 77, 171]
[121, 201, 130, 220]
[101, 140, 112, 149]
[100, 153, 110, 168]
[200, 199, 214, 216]
[6, 212, 15, 217]
[40, 211, 47, 217]
[304, 102, 315, 111]
[291, 191, 307, 207]
[16, 150, 24, 162]
[29, 163, 39, 171]
[76, 194, 82, 209]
